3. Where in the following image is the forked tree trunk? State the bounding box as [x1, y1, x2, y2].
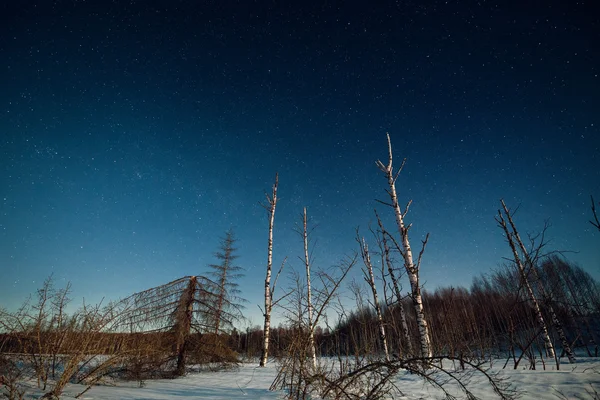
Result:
[303, 207, 317, 369]
[360, 237, 390, 361]
[260, 174, 278, 367]
[500, 200, 575, 363]
[530, 264, 575, 364]
[497, 202, 556, 361]
[376, 134, 433, 358]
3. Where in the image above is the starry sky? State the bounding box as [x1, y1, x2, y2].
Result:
[1, 1, 599, 326]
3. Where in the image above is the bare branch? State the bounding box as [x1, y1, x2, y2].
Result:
[590, 195, 600, 231]
[271, 256, 287, 301]
[415, 233, 429, 272]
[393, 158, 407, 184]
[375, 199, 394, 208]
[402, 199, 413, 218]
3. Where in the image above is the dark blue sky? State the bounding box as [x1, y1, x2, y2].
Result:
[1, 1, 599, 325]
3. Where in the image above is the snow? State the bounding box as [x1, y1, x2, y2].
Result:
[11, 358, 600, 399]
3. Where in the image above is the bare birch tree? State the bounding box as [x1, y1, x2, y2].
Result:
[272, 254, 356, 398]
[502, 201, 575, 364]
[358, 234, 390, 361]
[302, 207, 317, 369]
[512, 221, 574, 364]
[260, 173, 281, 367]
[375, 133, 432, 358]
[496, 200, 556, 361]
[375, 209, 413, 356]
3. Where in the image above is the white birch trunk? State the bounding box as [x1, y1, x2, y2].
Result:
[361, 238, 390, 361]
[497, 201, 556, 360]
[377, 215, 413, 356]
[303, 207, 317, 369]
[260, 174, 278, 367]
[376, 134, 433, 358]
[500, 200, 574, 363]
[530, 265, 574, 363]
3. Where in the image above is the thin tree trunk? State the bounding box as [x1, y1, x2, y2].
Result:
[215, 271, 226, 335]
[376, 211, 413, 356]
[260, 174, 278, 367]
[500, 202, 575, 364]
[175, 276, 197, 376]
[360, 237, 390, 361]
[303, 207, 317, 369]
[532, 270, 575, 364]
[497, 202, 556, 360]
[376, 133, 432, 358]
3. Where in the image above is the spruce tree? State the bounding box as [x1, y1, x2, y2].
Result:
[207, 229, 245, 334]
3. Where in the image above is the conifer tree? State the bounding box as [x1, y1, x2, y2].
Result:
[207, 229, 245, 334]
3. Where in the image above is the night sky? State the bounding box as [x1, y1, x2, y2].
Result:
[1, 1, 599, 326]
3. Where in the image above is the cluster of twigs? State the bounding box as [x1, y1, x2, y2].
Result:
[0, 273, 243, 399]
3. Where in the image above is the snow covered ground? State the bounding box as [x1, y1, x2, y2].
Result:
[13, 358, 600, 399]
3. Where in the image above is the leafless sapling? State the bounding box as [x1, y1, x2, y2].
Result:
[301, 207, 317, 370]
[375, 133, 432, 358]
[496, 200, 557, 362]
[375, 209, 413, 357]
[260, 174, 287, 367]
[357, 233, 390, 361]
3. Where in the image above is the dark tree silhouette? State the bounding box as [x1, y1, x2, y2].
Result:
[206, 229, 246, 335]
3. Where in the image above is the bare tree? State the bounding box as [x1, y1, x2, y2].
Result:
[173, 277, 197, 376]
[496, 200, 556, 361]
[540, 256, 597, 357]
[357, 234, 390, 361]
[114, 275, 240, 376]
[39, 299, 128, 400]
[301, 207, 317, 369]
[0, 277, 142, 400]
[375, 133, 432, 358]
[375, 210, 413, 356]
[271, 255, 356, 398]
[514, 211, 575, 364]
[260, 173, 283, 367]
[502, 206, 575, 364]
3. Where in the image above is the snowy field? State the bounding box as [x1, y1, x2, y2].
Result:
[12, 358, 600, 399]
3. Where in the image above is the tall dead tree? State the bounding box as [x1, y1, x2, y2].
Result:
[106, 275, 240, 378]
[376, 133, 432, 358]
[207, 229, 245, 335]
[375, 210, 413, 356]
[174, 276, 197, 376]
[358, 235, 390, 361]
[302, 207, 317, 369]
[496, 200, 556, 360]
[509, 218, 574, 364]
[260, 173, 280, 367]
[498, 200, 575, 364]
